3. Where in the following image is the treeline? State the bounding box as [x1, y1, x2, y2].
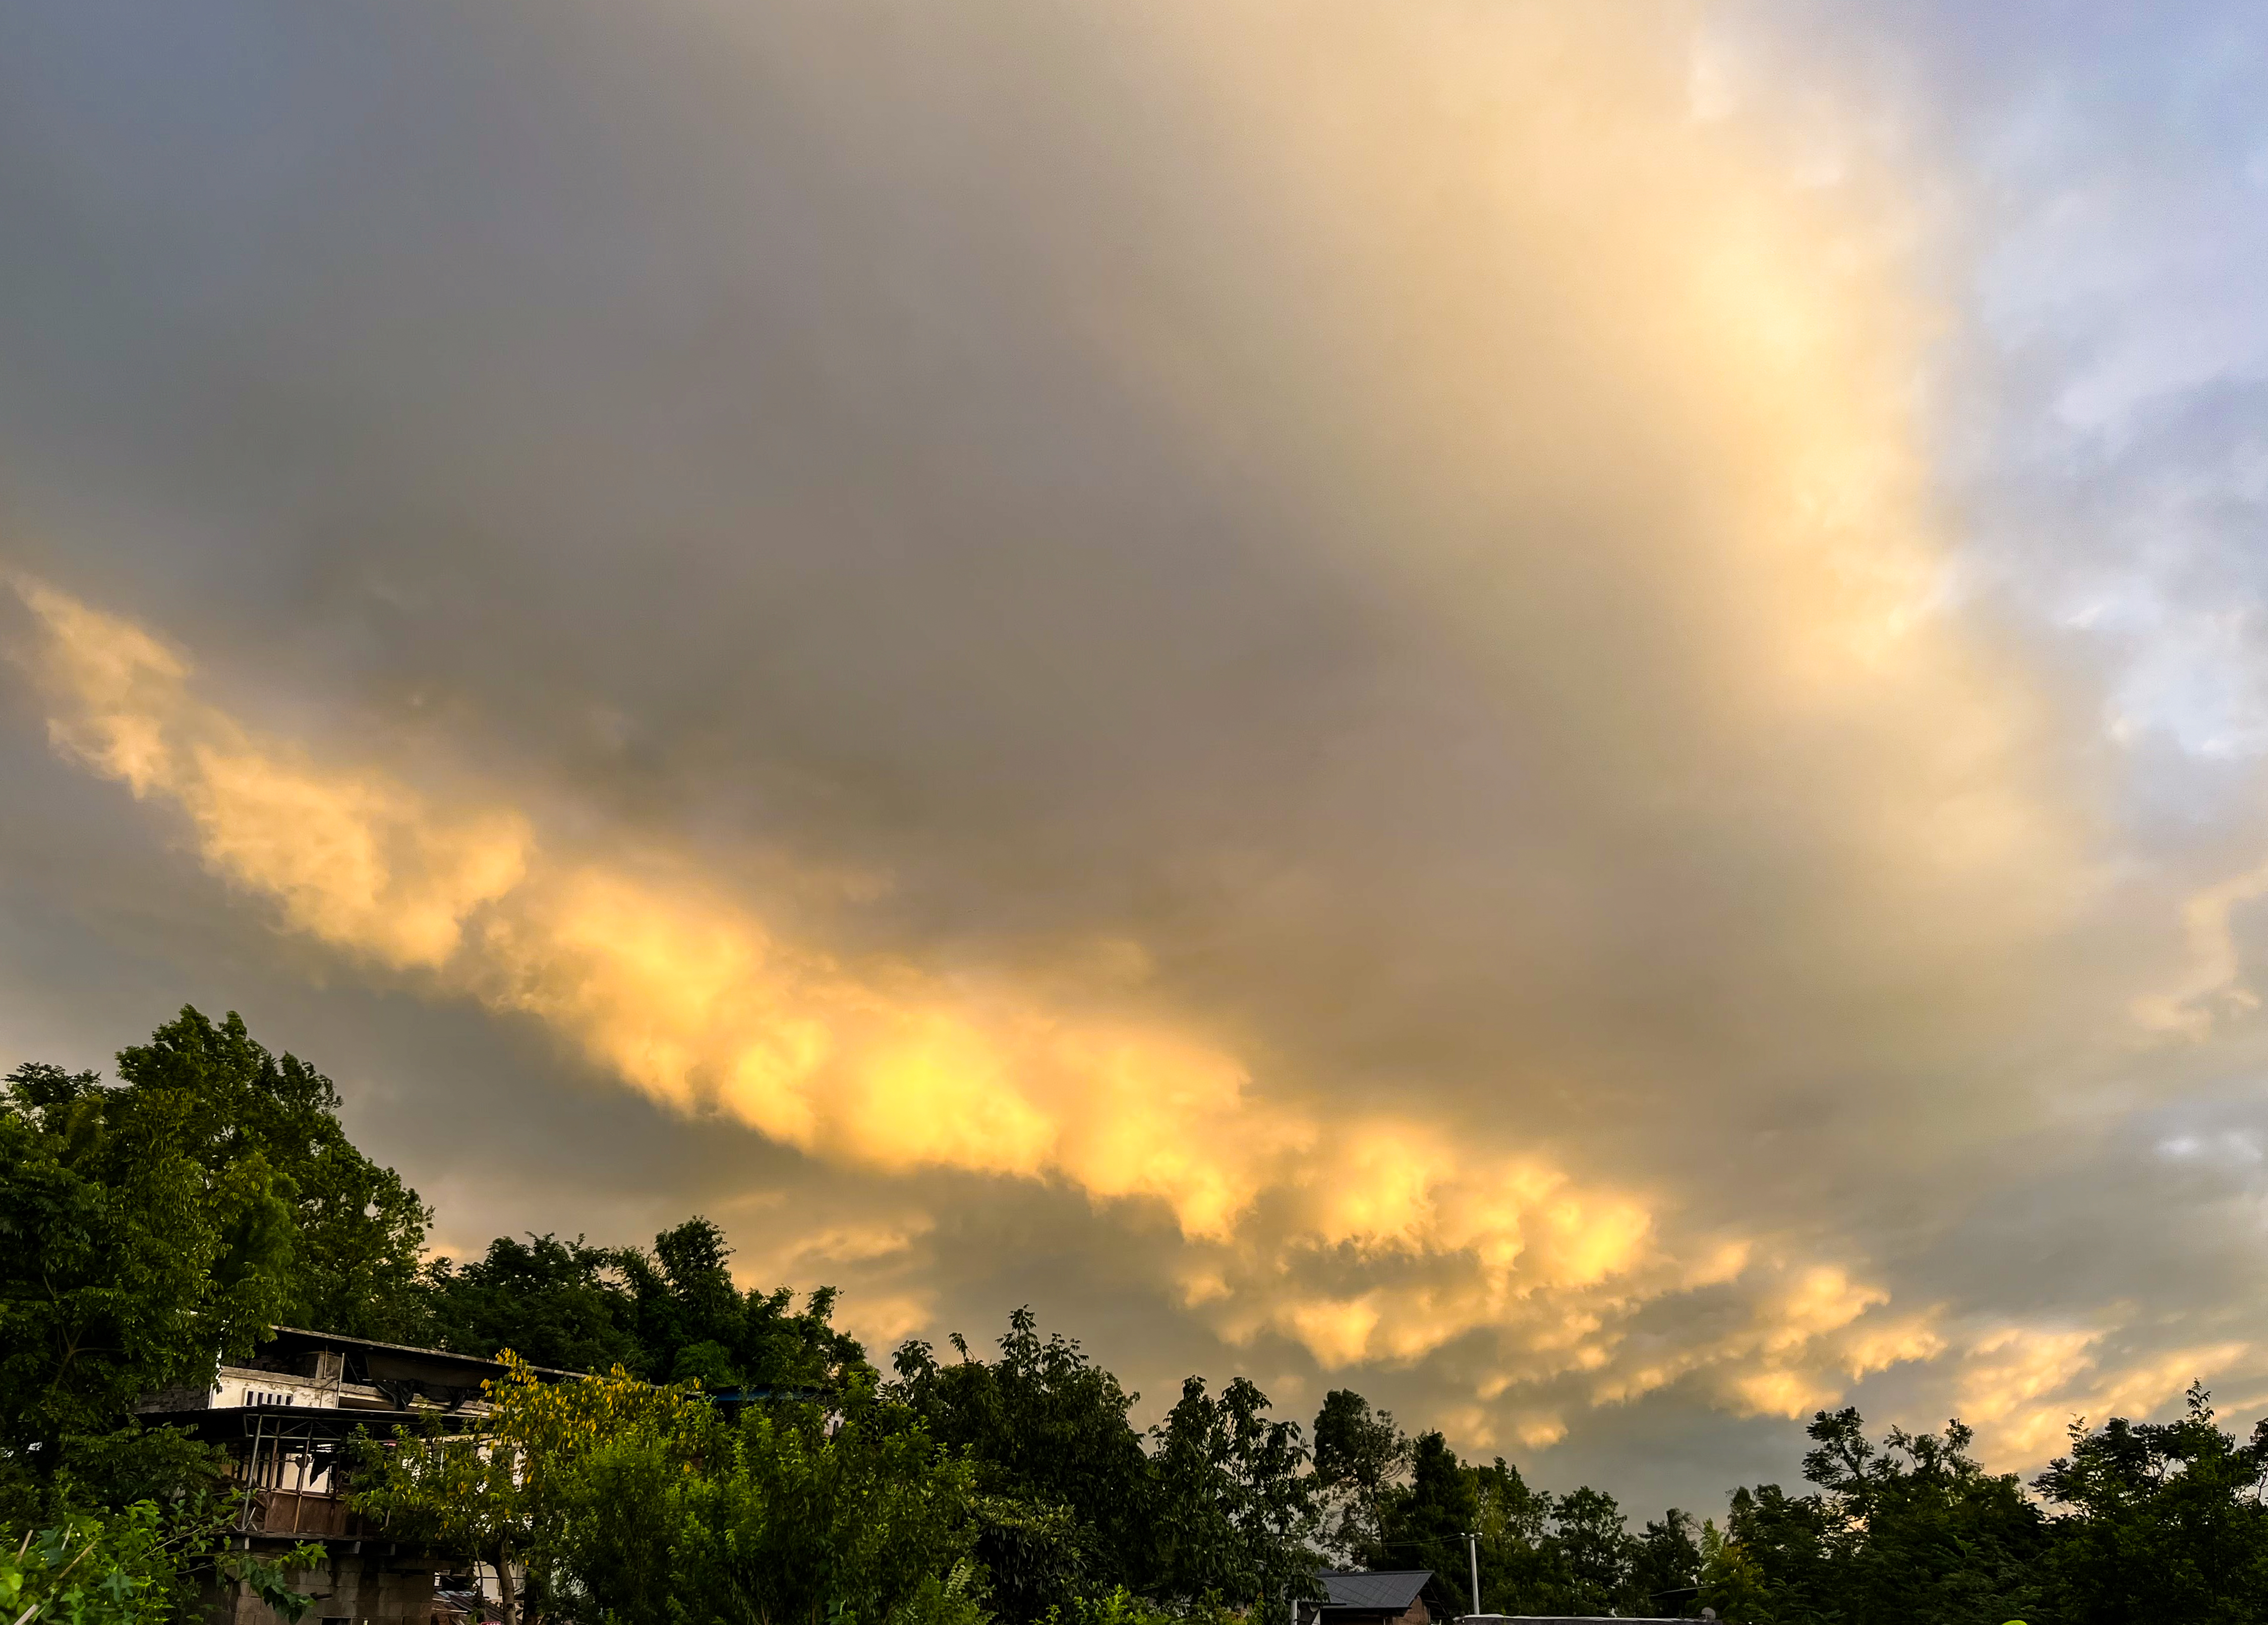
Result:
[7, 1008, 2268, 1622]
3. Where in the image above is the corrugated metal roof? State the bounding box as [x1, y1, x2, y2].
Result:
[1315, 1571, 1433, 1610]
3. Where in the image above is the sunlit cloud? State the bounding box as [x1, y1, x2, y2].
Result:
[9, 576, 1307, 1238]
[5, 0, 2266, 1511]
[10, 572, 1949, 1434]
[1959, 1325, 2253, 1463]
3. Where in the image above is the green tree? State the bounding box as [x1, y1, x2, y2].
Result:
[1336, 1399, 1662, 1618]
[350, 1351, 712, 1625]
[617, 1216, 868, 1390]
[558, 1381, 982, 1625]
[1694, 1516, 1769, 1623]
[112, 1008, 430, 1342]
[1721, 1409, 2045, 1625]
[424, 1232, 644, 1375]
[1145, 1375, 1317, 1610]
[1469, 1453, 1572, 1615]
[1721, 1482, 1834, 1622]
[893, 1309, 1153, 1622]
[2037, 1384, 2268, 1623]
[1799, 1409, 2044, 1624]
[1372, 1432, 1479, 1610]
[1551, 1485, 1637, 1614]
[1312, 1390, 1409, 1565]
[1628, 1508, 1702, 1614]
[359, 1353, 981, 1625]
[0, 1059, 289, 1502]
[0, 1497, 324, 1623]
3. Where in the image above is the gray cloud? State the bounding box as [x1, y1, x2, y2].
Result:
[4, 0, 2268, 1514]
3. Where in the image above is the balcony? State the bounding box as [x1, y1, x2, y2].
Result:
[243, 1488, 378, 1540]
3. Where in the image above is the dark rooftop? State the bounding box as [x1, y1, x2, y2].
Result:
[1313, 1571, 1434, 1612]
[260, 1325, 578, 1380]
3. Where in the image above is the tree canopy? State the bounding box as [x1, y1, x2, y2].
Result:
[13, 1006, 2268, 1624]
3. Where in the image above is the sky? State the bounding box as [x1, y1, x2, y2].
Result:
[2, 0, 2267, 1519]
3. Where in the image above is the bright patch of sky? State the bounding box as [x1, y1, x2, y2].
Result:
[1929, 2, 2268, 758]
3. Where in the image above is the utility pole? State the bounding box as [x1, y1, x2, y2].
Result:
[1466, 1530, 1481, 1619]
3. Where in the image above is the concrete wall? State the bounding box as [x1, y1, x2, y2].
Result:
[206, 1551, 437, 1625]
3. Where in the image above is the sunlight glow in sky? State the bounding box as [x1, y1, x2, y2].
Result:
[3, 0, 2267, 1511]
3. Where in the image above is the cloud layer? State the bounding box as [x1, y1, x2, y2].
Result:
[5, 0, 2268, 1510]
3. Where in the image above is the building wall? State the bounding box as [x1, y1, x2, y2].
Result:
[207, 1552, 437, 1625]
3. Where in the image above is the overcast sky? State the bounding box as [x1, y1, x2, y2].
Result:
[4, 0, 2267, 1519]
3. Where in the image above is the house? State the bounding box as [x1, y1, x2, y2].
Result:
[1302, 1570, 1444, 1625]
[137, 1325, 571, 1625]
[1302, 1575, 1706, 1625]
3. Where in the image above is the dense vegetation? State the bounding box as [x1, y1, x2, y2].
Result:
[8, 1007, 2268, 1622]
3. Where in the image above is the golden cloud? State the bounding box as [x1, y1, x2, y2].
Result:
[11, 572, 1944, 1432]
[10, 576, 1306, 1237]
[0, 4, 2148, 1458]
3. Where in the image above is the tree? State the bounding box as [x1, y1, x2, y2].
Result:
[1799, 1409, 2044, 1624]
[424, 1233, 644, 1375]
[356, 1353, 982, 1625]
[425, 1214, 868, 1393]
[1146, 1375, 1317, 1609]
[0, 1495, 325, 1623]
[349, 1352, 712, 1625]
[2037, 1384, 2268, 1623]
[1628, 1508, 1702, 1614]
[1469, 1454, 1570, 1616]
[1719, 1409, 2046, 1625]
[1694, 1516, 1769, 1623]
[1373, 1431, 1479, 1611]
[3, 1006, 446, 1510]
[0, 1059, 289, 1500]
[560, 1379, 983, 1625]
[1312, 1390, 1409, 1564]
[893, 1309, 1153, 1621]
[1550, 1485, 1637, 1615]
[1720, 1482, 1834, 1622]
[1330, 1400, 1671, 1619]
[618, 1216, 868, 1390]
[113, 1008, 431, 1342]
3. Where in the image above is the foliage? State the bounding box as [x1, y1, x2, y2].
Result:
[423, 1233, 646, 1376]
[623, 1217, 869, 1392]
[1367, 1431, 1476, 1609]
[893, 1309, 1153, 1621]
[353, 1349, 980, 1625]
[551, 1378, 980, 1625]
[1628, 1508, 1703, 1612]
[349, 1352, 712, 1623]
[0, 1498, 322, 1625]
[1047, 1584, 1241, 1625]
[1797, 1408, 2044, 1624]
[892, 1310, 1321, 1621]
[1695, 1515, 1768, 1622]
[34, 1006, 2268, 1623]
[113, 1007, 431, 1343]
[1146, 1374, 1316, 1609]
[1311, 1390, 1408, 1565]
[0, 1057, 289, 1483]
[2035, 1383, 2268, 1623]
[425, 1215, 867, 1391]
[1356, 1433, 1678, 1618]
[1, 1004, 435, 1501]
